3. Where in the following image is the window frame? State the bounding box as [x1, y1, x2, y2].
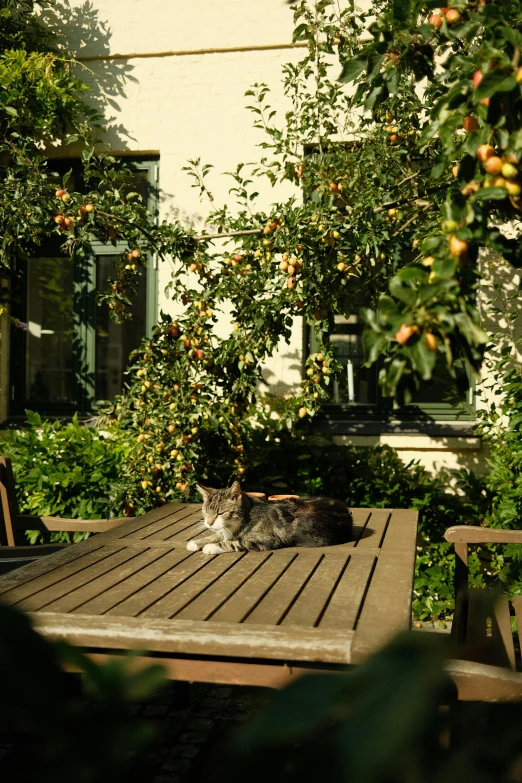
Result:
[8, 156, 159, 418]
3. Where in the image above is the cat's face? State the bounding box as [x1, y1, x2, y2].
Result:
[197, 481, 243, 537]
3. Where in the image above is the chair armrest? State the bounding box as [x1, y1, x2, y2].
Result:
[445, 526, 522, 545]
[14, 514, 128, 533]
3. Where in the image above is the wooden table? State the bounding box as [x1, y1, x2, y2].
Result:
[0, 504, 418, 688]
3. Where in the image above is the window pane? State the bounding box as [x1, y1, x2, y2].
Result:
[330, 315, 379, 405]
[25, 257, 75, 404]
[95, 255, 147, 401]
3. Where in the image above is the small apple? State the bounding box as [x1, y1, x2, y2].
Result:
[428, 13, 443, 27]
[337, 262, 347, 272]
[461, 181, 480, 196]
[463, 116, 479, 133]
[441, 220, 458, 233]
[505, 180, 521, 196]
[85, 203, 94, 212]
[286, 276, 297, 289]
[477, 144, 495, 163]
[395, 324, 419, 345]
[61, 193, 71, 204]
[54, 215, 65, 224]
[234, 254, 242, 261]
[389, 134, 399, 143]
[425, 333, 437, 352]
[502, 162, 518, 179]
[298, 407, 307, 418]
[63, 217, 72, 227]
[483, 156, 503, 175]
[131, 249, 140, 258]
[449, 235, 468, 257]
[516, 66, 522, 83]
[287, 264, 296, 276]
[473, 70, 484, 88]
[195, 349, 204, 360]
[445, 8, 461, 23]
[55, 189, 66, 198]
[330, 183, 338, 191]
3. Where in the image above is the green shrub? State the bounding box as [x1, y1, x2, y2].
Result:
[2, 411, 130, 543]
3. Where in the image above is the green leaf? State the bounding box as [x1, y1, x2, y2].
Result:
[474, 186, 509, 201]
[499, 26, 522, 49]
[412, 340, 436, 380]
[475, 71, 517, 100]
[339, 53, 368, 84]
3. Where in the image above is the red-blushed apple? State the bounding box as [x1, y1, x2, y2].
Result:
[477, 144, 495, 163]
[395, 324, 419, 345]
[54, 215, 65, 224]
[473, 70, 483, 88]
[445, 8, 461, 23]
[428, 13, 443, 27]
[483, 156, 503, 175]
[463, 116, 479, 133]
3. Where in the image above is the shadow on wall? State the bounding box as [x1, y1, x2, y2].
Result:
[261, 350, 303, 397]
[40, 0, 137, 148]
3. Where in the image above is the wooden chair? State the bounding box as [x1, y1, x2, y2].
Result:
[444, 524, 522, 701]
[0, 456, 128, 574]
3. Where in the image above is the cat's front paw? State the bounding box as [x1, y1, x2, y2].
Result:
[202, 543, 224, 555]
[186, 540, 200, 552]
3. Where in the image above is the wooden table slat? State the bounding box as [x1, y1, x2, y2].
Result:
[103, 504, 187, 540]
[244, 551, 323, 626]
[142, 553, 244, 619]
[106, 552, 217, 617]
[280, 554, 350, 628]
[15, 546, 143, 612]
[350, 510, 418, 663]
[0, 537, 105, 595]
[209, 551, 296, 624]
[0, 543, 122, 604]
[175, 551, 271, 621]
[354, 509, 390, 549]
[319, 554, 376, 630]
[42, 547, 171, 614]
[119, 508, 198, 541]
[77, 549, 193, 615]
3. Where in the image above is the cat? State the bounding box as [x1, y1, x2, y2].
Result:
[187, 481, 353, 554]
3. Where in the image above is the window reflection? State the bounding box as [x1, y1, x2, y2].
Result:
[26, 257, 74, 404]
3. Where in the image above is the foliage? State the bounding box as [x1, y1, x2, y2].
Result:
[343, 0, 522, 401]
[0, 601, 166, 783]
[229, 631, 522, 783]
[2, 410, 129, 542]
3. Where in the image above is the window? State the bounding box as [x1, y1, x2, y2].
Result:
[307, 315, 475, 425]
[9, 157, 159, 416]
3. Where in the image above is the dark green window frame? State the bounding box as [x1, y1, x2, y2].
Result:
[8, 156, 159, 418]
[306, 315, 476, 427]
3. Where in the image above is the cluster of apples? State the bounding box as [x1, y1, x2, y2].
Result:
[280, 253, 303, 289]
[457, 144, 522, 209]
[53, 189, 94, 231]
[394, 323, 438, 351]
[304, 352, 331, 388]
[223, 253, 254, 276]
[428, 6, 461, 27]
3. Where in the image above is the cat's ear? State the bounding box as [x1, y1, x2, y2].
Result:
[229, 480, 242, 501]
[196, 484, 215, 500]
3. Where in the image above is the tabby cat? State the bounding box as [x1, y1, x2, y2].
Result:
[187, 481, 353, 554]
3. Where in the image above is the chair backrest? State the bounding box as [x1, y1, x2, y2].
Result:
[0, 456, 19, 547]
